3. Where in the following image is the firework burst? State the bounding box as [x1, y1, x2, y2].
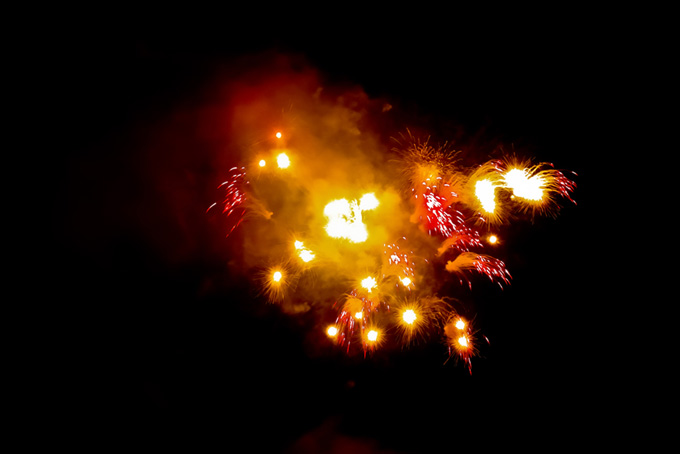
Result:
[211, 95, 576, 372]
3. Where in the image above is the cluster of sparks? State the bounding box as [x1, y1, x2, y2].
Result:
[210, 131, 576, 372]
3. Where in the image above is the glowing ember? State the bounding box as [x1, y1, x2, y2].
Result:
[402, 309, 417, 325]
[455, 319, 465, 330]
[272, 271, 283, 282]
[503, 168, 545, 201]
[275, 132, 282, 139]
[458, 336, 468, 347]
[277, 153, 290, 169]
[475, 179, 497, 214]
[324, 194, 379, 243]
[361, 276, 377, 293]
[367, 330, 379, 342]
[327, 326, 338, 337]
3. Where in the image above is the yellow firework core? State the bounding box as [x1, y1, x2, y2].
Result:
[361, 276, 377, 293]
[400, 277, 412, 287]
[503, 168, 545, 201]
[258, 159, 266, 167]
[458, 336, 469, 348]
[475, 179, 497, 213]
[323, 193, 378, 243]
[294, 241, 315, 263]
[277, 153, 290, 169]
[354, 311, 363, 320]
[275, 131, 282, 139]
[487, 234, 498, 245]
[367, 329, 379, 342]
[455, 319, 466, 330]
[326, 326, 338, 337]
[402, 309, 417, 325]
[272, 271, 283, 282]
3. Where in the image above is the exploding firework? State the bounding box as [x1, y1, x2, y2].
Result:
[210, 93, 576, 372]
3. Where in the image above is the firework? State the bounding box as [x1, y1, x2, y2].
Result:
[445, 252, 511, 289]
[211, 102, 576, 372]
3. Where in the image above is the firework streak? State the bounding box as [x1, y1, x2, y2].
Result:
[210, 130, 576, 372]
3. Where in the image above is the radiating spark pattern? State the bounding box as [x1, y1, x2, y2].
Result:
[211, 114, 576, 372]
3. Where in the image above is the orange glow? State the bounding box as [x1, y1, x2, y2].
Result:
[455, 319, 466, 330]
[361, 276, 377, 293]
[487, 234, 498, 245]
[458, 336, 469, 348]
[272, 270, 283, 282]
[326, 326, 338, 337]
[275, 131, 282, 139]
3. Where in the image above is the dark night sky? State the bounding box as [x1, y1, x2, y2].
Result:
[42, 15, 615, 452]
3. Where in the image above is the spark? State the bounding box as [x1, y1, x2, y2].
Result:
[455, 319, 466, 330]
[277, 152, 290, 169]
[445, 252, 511, 288]
[324, 194, 379, 243]
[487, 234, 498, 245]
[503, 168, 545, 201]
[361, 276, 377, 293]
[272, 270, 283, 282]
[367, 329, 379, 342]
[259, 159, 266, 167]
[475, 179, 497, 214]
[327, 326, 338, 337]
[400, 277, 412, 287]
[294, 240, 315, 263]
[275, 132, 282, 139]
[402, 309, 417, 325]
[457, 336, 469, 347]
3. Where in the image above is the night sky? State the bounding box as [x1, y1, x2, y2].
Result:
[45, 16, 609, 452]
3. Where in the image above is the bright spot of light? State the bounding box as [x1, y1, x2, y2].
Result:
[458, 336, 469, 348]
[503, 168, 545, 201]
[277, 153, 290, 169]
[327, 326, 338, 337]
[400, 277, 412, 287]
[402, 309, 417, 325]
[354, 311, 363, 320]
[324, 194, 379, 243]
[455, 319, 466, 330]
[359, 192, 379, 210]
[475, 179, 497, 213]
[275, 132, 282, 139]
[487, 234, 498, 245]
[361, 276, 377, 293]
[367, 330, 379, 342]
[298, 250, 315, 263]
[272, 271, 283, 282]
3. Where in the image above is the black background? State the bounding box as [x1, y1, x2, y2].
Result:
[42, 12, 615, 452]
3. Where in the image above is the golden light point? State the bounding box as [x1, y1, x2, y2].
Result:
[298, 249, 315, 263]
[487, 234, 498, 245]
[367, 329, 379, 342]
[272, 270, 283, 282]
[275, 131, 282, 139]
[258, 159, 266, 167]
[400, 277, 412, 287]
[326, 326, 338, 337]
[455, 319, 466, 330]
[361, 276, 377, 293]
[402, 309, 417, 325]
[458, 336, 469, 348]
[354, 311, 363, 320]
[277, 152, 290, 169]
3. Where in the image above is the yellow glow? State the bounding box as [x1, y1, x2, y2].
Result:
[275, 132, 282, 139]
[277, 153, 290, 169]
[503, 168, 545, 201]
[258, 159, 266, 167]
[298, 250, 315, 262]
[400, 277, 412, 287]
[402, 309, 417, 325]
[294, 241, 315, 263]
[487, 234, 498, 244]
[455, 319, 466, 330]
[367, 329, 379, 342]
[359, 192, 379, 210]
[354, 311, 363, 320]
[475, 179, 497, 213]
[326, 326, 338, 337]
[272, 271, 283, 282]
[458, 336, 469, 348]
[323, 194, 379, 243]
[361, 276, 377, 293]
